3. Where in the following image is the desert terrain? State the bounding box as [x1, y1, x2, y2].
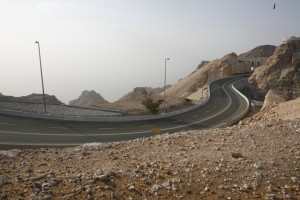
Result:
[0, 97, 299, 200]
[0, 37, 300, 199]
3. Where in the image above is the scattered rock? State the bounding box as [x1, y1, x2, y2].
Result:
[0, 177, 9, 188]
[151, 184, 161, 193]
[291, 177, 298, 183]
[128, 185, 135, 191]
[231, 152, 244, 159]
[0, 102, 299, 199]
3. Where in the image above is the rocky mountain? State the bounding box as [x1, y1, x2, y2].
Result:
[0, 93, 63, 105]
[69, 90, 108, 107]
[238, 45, 276, 58]
[248, 36, 300, 101]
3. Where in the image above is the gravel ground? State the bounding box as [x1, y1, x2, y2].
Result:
[0, 99, 299, 200]
[0, 101, 123, 117]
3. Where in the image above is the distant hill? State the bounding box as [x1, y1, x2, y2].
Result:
[116, 86, 169, 103]
[116, 87, 148, 103]
[238, 45, 276, 58]
[69, 90, 108, 107]
[0, 93, 63, 105]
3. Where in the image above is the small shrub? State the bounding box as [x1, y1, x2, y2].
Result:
[142, 97, 163, 115]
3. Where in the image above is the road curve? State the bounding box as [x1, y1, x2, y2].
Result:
[0, 75, 249, 147]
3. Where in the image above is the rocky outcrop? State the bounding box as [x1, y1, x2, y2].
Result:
[219, 52, 251, 76]
[261, 90, 287, 111]
[69, 90, 108, 107]
[248, 36, 300, 100]
[0, 93, 63, 105]
[293, 69, 300, 97]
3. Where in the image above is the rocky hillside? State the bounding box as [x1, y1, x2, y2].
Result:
[164, 52, 252, 101]
[0, 93, 63, 105]
[1, 97, 299, 199]
[248, 36, 300, 101]
[166, 45, 277, 102]
[69, 90, 108, 107]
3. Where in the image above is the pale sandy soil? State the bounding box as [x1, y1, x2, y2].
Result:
[0, 98, 299, 200]
[241, 98, 300, 125]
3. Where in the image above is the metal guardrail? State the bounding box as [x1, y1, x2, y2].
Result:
[230, 80, 250, 122]
[218, 79, 250, 127]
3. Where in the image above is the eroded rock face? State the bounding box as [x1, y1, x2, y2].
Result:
[248, 37, 300, 100]
[219, 52, 251, 76]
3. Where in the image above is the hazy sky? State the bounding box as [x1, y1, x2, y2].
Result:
[1, 0, 300, 103]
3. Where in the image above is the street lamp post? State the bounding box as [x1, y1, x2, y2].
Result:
[163, 58, 170, 113]
[35, 41, 47, 114]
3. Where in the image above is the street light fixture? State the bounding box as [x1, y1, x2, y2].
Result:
[35, 41, 47, 114]
[163, 58, 170, 113]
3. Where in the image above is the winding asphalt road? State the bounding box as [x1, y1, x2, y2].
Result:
[0, 75, 249, 147]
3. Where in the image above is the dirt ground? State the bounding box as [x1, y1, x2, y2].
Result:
[0, 99, 299, 200]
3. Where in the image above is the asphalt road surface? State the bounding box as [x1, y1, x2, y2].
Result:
[0, 75, 249, 147]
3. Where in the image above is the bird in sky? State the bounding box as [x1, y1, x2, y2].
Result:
[273, 3, 276, 9]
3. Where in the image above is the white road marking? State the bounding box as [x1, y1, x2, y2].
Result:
[141, 125, 154, 128]
[0, 130, 77, 136]
[161, 79, 234, 131]
[0, 130, 151, 136]
[98, 128, 115, 130]
[0, 123, 16, 126]
[49, 127, 68, 129]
